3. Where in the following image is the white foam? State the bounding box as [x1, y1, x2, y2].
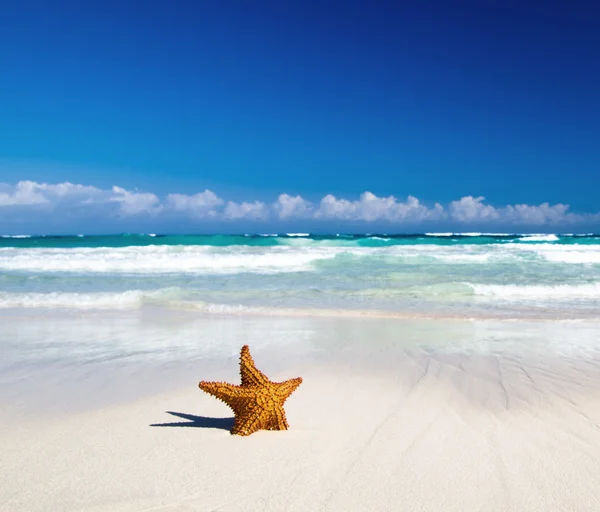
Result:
[0, 246, 340, 274]
[543, 252, 600, 264]
[518, 234, 560, 242]
[385, 245, 504, 263]
[431, 253, 493, 263]
[0, 290, 147, 309]
[425, 232, 513, 237]
[286, 233, 310, 237]
[1, 241, 599, 278]
[0, 287, 202, 310]
[386, 242, 600, 265]
[468, 283, 600, 300]
[512, 243, 600, 264]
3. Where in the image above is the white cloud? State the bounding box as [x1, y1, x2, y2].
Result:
[224, 201, 268, 220]
[0, 181, 598, 229]
[502, 202, 577, 225]
[164, 191, 269, 221]
[0, 180, 102, 206]
[110, 186, 161, 216]
[449, 196, 501, 222]
[448, 196, 582, 225]
[273, 194, 314, 219]
[0, 180, 50, 206]
[0, 180, 158, 216]
[166, 190, 224, 218]
[315, 192, 445, 222]
[38, 181, 102, 198]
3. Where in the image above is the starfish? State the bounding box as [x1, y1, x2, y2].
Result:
[198, 345, 303, 436]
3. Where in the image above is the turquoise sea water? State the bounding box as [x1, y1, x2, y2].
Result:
[0, 233, 599, 319]
[1, 232, 600, 404]
[2, 232, 600, 248]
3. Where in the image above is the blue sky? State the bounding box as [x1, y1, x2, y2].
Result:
[1, 0, 599, 233]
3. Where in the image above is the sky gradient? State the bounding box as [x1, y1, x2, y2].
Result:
[1, 0, 599, 233]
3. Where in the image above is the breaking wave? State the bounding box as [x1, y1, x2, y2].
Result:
[1, 241, 600, 275]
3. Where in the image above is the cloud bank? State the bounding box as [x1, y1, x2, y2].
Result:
[0, 180, 598, 232]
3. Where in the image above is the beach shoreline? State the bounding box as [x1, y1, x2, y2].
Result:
[3, 318, 600, 511]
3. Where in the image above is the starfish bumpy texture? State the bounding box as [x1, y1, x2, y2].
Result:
[198, 345, 303, 436]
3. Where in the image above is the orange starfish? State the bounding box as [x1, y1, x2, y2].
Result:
[198, 345, 303, 436]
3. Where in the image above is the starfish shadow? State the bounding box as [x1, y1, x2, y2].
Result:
[150, 411, 235, 431]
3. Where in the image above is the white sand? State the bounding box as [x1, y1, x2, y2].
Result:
[3, 347, 600, 512]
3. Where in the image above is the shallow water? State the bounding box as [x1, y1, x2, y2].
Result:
[2, 306, 600, 415]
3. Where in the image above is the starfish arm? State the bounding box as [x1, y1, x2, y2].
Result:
[198, 381, 253, 412]
[239, 345, 270, 387]
[266, 405, 290, 431]
[274, 377, 303, 402]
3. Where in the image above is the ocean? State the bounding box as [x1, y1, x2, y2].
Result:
[1, 232, 599, 319]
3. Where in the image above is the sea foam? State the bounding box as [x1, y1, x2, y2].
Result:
[0, 246, 339, 274]
[2, 242, 600, 275]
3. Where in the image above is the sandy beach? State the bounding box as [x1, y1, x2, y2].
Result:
[3, 315, 600, 511]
